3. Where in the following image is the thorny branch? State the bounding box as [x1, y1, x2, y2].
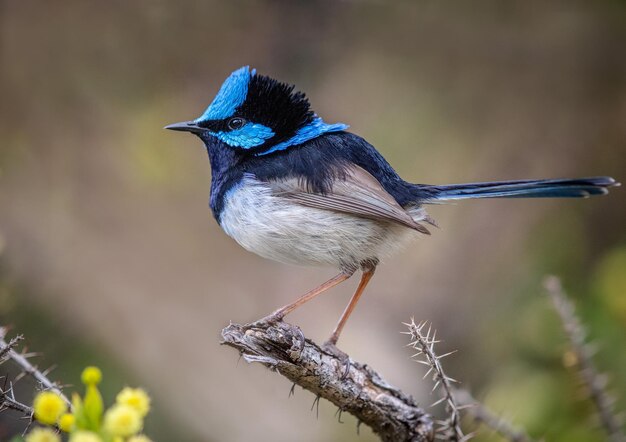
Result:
[0, 330, 33, 421]
[406, 320, 465, 441]
[406, 320, 537, 442]
[0, 334, 24, 362]
[544, 276, 625, 442]
[453, 389, 534, 442]
[222, 318, 537, 442]
[0, 326, 70, 423]
[221, 321, 435, 442]
[0, 327, 70, 405]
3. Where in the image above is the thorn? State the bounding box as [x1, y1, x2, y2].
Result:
[460, 432, 475, 441]
[334, 407, 344, 424]
[430, 330, 437, 351]
[430, 396, 446, 407]
[21, 418, 33, 437]
[311, 394, 321, 419]
[432, 380, 441, 393]
[41, 364, 57, 377]
[423, 367, 434, 380]
[438, 350, 457, 359]
[20, 352, 40, 359]
[14, 372, 26, 383]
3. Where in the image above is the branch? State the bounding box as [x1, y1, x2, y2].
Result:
[406, 320, 465, 441]
[453, 388, 534, 442]
[1, 326, 71, 430]
[0, 334, 24, 362]
[544, 276, 625, 442]
[0, 381, 34, 416]
[0, 327, 70, 407]
[221, 321, 434, 442]
[406, 321, 536, 442]
[0, 329, 34, 423]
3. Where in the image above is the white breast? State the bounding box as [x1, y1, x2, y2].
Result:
[219, 176, 425, 270]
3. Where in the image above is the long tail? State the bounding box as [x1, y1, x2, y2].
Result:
[420, 176, 618, 202]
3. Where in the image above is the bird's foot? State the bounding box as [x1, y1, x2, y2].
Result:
[242, 313, 284, 331]
[242, 314, 306, 359]
[322, 341, 351, 380]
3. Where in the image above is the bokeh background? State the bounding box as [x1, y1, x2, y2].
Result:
[1, 1, 625, 441]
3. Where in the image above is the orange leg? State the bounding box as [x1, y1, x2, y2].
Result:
[326, 266, 376, 346]
[267, 270, 354, 321]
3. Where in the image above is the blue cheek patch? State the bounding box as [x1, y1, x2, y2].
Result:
[214, 122, 275, 149]
[196, 66, 256, 121]
[258, 118, 348, 155]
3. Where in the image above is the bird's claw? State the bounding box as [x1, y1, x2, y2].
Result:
[322, 341, 351, 380]
[242, 313, 284, 331]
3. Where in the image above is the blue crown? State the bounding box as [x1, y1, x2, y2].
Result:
[196, 66, 256, 121]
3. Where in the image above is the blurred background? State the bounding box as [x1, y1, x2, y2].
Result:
[1, 1, 625, 441]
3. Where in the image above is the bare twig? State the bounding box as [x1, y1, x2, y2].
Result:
[221, 321, 434, 442]
[0, 329, 34, 422]
[0, 334, 24, 362]
[406, 320, 466, 441]
[544, 276, 625, 442]
[0, 327, 70, 407]
[454, 388, 534, 442]
[0, 326, 71, 431]
[0, 381, 33, 416]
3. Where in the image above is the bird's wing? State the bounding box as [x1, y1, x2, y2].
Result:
[268, 165, 430, 234]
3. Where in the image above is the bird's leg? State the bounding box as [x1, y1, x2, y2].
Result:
[326, 266, 376, 346]
[322, 266, 376, 378]
[245, 270, 354, 329]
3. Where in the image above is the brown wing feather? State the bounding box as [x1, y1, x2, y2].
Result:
[269, 165, 430, 234]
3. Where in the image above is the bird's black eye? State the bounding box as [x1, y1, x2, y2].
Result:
[227, 117, 246, 130]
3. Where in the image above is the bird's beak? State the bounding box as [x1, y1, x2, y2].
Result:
[164, 120, 205, 135]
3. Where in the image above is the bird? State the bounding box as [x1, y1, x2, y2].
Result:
[166, 66, 618, 352]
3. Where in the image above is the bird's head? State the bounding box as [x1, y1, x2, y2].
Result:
[166, 66, 348, 156]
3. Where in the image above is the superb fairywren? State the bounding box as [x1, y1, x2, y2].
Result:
[166, 66, 617, 348]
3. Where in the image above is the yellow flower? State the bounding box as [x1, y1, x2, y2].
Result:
[128, 436, 152, 442]
[103, 404, 143, 437]
[33, 391, 68, 425]
[69, 431, 103, 442]
[81, 366, 102, 385]
[116, 387, 151, 417]
[58, 413, 76, 432]
[25, 428, 60, 442]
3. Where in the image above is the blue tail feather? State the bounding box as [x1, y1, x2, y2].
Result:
[422, 177, 617, 201]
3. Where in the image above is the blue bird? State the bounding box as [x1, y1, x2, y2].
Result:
[166, 66, 618, 350]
